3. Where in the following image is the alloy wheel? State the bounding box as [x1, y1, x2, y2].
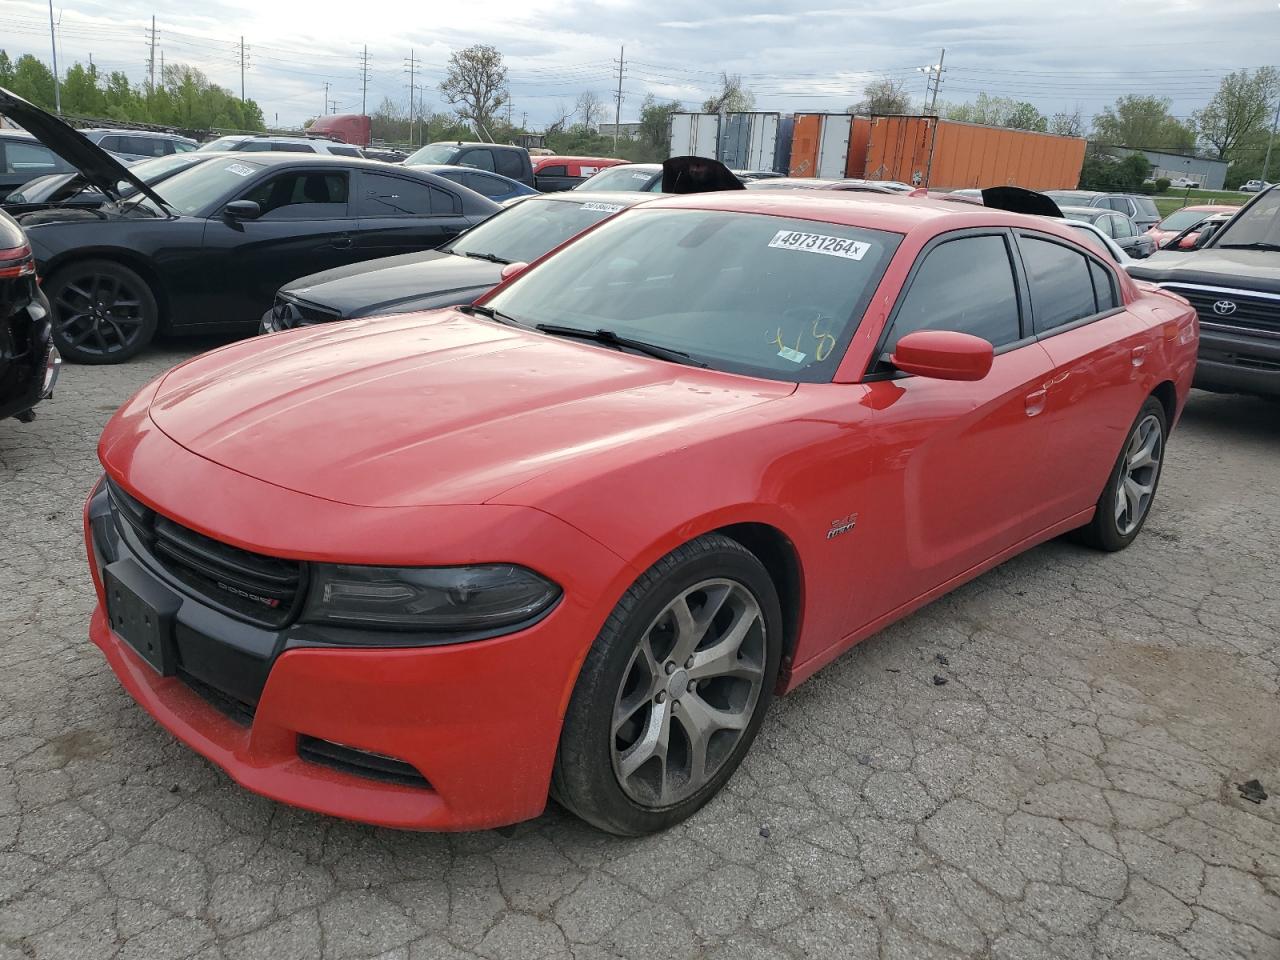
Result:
[1115, 413, 1163, 536]
[611, 578, 767, 807]
[53, 271, 147, 358]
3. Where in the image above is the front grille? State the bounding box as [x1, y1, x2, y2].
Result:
[1162, 284, 1280, 337]
[106, 480, 303, 628]
[271, 294, 341, 330]
[297, 736, 432, 788]
[178, 668, 256, 726]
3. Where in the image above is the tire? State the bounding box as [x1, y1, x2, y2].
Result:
[1071, 397, 1168, 551]
[45, 259, 159, 364]
[552, 534, 783, 835]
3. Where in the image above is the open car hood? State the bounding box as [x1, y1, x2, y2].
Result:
[662, 156, 746, 194]
[981, 186, 1063, 218]
[0, 87, 168, 210]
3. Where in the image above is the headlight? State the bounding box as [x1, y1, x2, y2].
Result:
[302, 564, 560, 631]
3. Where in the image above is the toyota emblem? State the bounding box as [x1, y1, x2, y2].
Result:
[1212, 300, 1238, 316]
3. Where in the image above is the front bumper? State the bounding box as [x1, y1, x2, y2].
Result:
[1193, 325, 1280, 398]
[84, 409, 634, 829]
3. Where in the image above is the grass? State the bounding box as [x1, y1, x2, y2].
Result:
[1153, 188, 1249, 217]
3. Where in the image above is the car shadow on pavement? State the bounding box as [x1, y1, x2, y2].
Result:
[1177, 389, 1279, 442]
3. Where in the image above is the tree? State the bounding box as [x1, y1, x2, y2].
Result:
[1193, 67, 1280, 160]
[1048, 109, 1085, 138]
[1078, 149, 1151, 191]
[544, 100, 574, 137]
[575, 91, 605, 130]
[638, 94, 683, 154]
[702, 73, 754, 113]
[1092, 95, 1195, 152]
[943, 93, 1045, 131]
[7, 54, 56, 109]
[439, 44, 508, 134]
[848, 77, 911, 115]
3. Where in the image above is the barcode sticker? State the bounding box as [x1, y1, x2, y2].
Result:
[226, 163, 255, 177]
[580, 202, 624, 213]
[767, 230, 870, 261]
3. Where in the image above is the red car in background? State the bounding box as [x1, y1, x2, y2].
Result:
[532, 155, 627, 192]
[1146, 203, 1236, 248]
[84, 192, 1197, 835]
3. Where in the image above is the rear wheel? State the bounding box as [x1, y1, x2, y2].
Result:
[46, 259, 158, 364]
[1072, 397, 1167, 551]
[552, 535, 782, 835]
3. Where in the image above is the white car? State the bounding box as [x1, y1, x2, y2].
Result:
[1168, 176, 1200, 188]
[196, 135, 366, 158]
[1241, 179, 1273, 193]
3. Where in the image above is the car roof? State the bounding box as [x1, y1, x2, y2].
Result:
[534, 155, 622, 164]
[601, 163, 662, 172]
[81, 127, 188, 138]
[434, 141, 519, 149]
[1059, 205, 1106, 217]
[1178, 204, 1236, 212]
[641, 190, 1091, 239]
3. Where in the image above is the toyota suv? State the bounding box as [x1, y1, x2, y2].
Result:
[1127, 185, 1280, 398]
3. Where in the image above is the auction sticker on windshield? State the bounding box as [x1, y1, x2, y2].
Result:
[580, 202, 624, 213]
[226, 163, 256, 177]
[768, 230, 870, 261]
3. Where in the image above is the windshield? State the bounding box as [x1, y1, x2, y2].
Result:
[197, 137, 245, 152]
[485, 208, 901, 382]
[131, 157, 264, 216]
[404, 143, 459, 165]
[447, 197, 631, 264]
[577, 166, 659, 192]
[1212, 189, 1280, 247]
[1159, 208, 1215, 231]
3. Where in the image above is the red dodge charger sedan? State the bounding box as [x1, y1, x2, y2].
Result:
[85, 192, 1198, 835]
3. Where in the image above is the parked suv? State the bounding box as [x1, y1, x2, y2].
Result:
[403, 141, 534, 187]
[1045, 190, 1161, 231]
[1128, 185, 1280, 398]
[80, 129, 198, 162]
[198, 135, 365, 158]
[1, 130, 75, 196]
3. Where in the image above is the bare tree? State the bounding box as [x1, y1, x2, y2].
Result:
[1193, 67, 1280, 160]
[702, 73, 755, 113]
[1048, 108, 1085, 138]
[544, 100, 574, 137]
[439, 44, 508, 133]
[848, 77, 911, 115]
[575, 90, 605, 129]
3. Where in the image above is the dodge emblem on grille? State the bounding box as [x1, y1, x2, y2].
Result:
[1212, 300, 1238, 316]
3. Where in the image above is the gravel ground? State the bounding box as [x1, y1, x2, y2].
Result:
[1, 344, 1278, 960]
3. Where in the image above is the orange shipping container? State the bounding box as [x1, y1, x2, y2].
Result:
[789, 113, 852, 178]
[857, 116, 1085, 190]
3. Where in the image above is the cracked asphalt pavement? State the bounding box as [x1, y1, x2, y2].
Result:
[2, 345, 1278, 960]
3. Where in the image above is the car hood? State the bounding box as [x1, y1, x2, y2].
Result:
[148, 311, 795, 507]
[0, 87, 167, 210]
[1126, 247, 1280, 294]
[279, 251, 501, 318]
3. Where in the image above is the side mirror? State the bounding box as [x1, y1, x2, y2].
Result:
[500, 261, 529, 281]
[223, 200, 262, 220]
[890, 330, 994, 382]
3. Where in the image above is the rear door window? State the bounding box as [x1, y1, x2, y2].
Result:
[465, 173, 511, 199]
[459, 149, 495, 172]
[537, 164, 567, 178]
[356, 171, 458, 216]
[883, 234, 1022, 353]
[1019, 235, 1109, 333]
[494, 150, 524, 180]
[1111, 215, 1135, 239]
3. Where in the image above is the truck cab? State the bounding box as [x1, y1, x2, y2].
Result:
[403, 142, 534, 187]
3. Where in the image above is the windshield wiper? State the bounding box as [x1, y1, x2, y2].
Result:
[460, 304, 523, 326]
[1216, 242, 1280, 251]
[461, 251, 512, 264]
[535, 323, 707, 367]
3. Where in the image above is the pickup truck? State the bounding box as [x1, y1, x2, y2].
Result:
[1127, 185, 1280, 398]
[403, 141, 533, 187]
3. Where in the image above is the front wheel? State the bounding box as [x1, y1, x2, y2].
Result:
[1072, 397, 1168, 551]
[552, 534, 782, 835]
[45, 259, 159, 364]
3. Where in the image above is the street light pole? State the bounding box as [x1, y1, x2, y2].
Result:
[47, 0, 61, 114]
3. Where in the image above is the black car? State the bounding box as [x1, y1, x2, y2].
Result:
[0, 87, 500, 363]
[1057, 205, 1156, 259]
[0, 209, 60, 423]
[1127, 185, 1280, 398]
[265, 192, 652, 330]
[403, 142, 534, 187]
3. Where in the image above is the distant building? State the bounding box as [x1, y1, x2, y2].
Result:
[1100, 146, 1228, 190]
[597, 121, 642, 140]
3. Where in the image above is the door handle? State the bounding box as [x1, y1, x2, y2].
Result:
[330, 235, 353, 250]
[1024, 387, 1047, 417]
[1130, 345, 1148, 367]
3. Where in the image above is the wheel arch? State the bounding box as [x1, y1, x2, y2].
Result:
[43, 249, 170, 329]
[1149, 379, 1177, 429]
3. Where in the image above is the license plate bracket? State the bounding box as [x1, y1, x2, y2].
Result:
[104, 559, 180, 676]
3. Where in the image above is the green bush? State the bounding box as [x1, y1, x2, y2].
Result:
[1155, 177, 1171, 193]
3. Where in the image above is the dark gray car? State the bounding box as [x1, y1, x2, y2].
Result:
[1058, 205, 1156, 258]
[1045, 190, 1161, 231]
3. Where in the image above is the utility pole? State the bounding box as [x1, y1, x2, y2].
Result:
[612, 45, 625, 151]
[404, 49, 421, 147]
[521, 111, 527, 130]
[920, 48, 946, 115]
[323, 81, 331, 118]
[159, 50, 164, 83]
[239, 36, 248, 102]
[359, 45, 370, 116]
[1262, 87, 1280, 185]
[47, 0, 61, 114]
[146, 15, 158, 95]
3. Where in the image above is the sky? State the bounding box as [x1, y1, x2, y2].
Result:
[2, 0, 1277, 130]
